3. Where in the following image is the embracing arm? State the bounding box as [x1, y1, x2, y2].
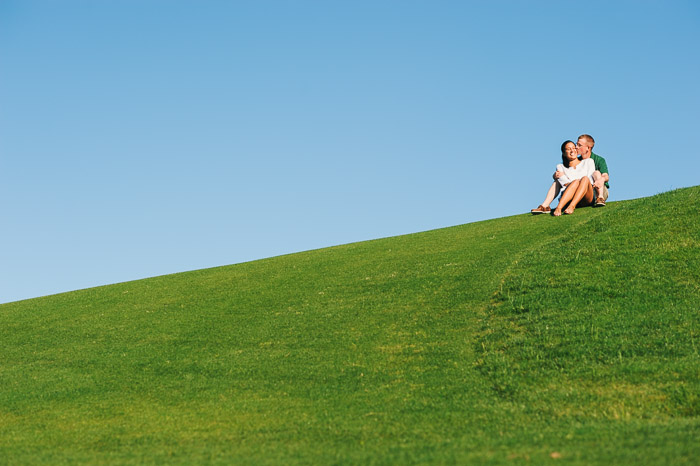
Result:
[555, 164, 571, 187]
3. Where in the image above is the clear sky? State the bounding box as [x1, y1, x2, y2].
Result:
[1, 0, 699, 304]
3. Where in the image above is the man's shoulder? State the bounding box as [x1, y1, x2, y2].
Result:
[591, 152, 606, 162]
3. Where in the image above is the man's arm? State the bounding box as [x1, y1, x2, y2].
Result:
[593, 154, 610, 186]
[554, 164, 571, 186]
[592, 171, 608, 190]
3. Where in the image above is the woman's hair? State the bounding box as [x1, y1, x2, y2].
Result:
[561, 140, 575, 167]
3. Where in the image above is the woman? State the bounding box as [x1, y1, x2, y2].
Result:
[552, 140, 595, 216]
[531, 140, 595, 216]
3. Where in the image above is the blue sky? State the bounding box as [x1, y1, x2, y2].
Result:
[1, 0, 699, 304]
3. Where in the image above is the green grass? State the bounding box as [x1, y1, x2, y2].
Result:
[2, 186, 699, 464]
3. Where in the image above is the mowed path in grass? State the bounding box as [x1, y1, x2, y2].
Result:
[2, 186, 699, 464]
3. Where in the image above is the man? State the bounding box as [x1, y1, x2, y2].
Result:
[530, 133, 610, 214]
[576, 134, 609, 206]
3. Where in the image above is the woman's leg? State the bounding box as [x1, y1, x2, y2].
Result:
[553, 180, 580, 216]
[564, 177, 594, 214]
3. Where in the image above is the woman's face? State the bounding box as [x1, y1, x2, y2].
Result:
[564, 142, 577, 161]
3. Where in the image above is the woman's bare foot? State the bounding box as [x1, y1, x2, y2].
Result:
[553, 208, 562, 217]
[564, 206, 575, 215]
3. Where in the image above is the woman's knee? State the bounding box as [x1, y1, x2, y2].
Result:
[577, 177, 591, 191]
[581, 181, 595, 204]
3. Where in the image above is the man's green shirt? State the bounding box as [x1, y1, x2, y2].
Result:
[590, 152, 610, 188]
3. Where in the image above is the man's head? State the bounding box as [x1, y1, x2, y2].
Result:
[577, 134, 595, 159]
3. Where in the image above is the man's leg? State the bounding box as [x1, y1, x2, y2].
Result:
[592, 171, 605, 198]
[531, 182, 560, 214]
[543, 181, 560, 207]
[594, 179, 609, 207]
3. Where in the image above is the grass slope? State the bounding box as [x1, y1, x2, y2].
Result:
[1, 187, 699, 464]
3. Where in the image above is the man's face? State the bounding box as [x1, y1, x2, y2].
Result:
[577, 139, 591, 158]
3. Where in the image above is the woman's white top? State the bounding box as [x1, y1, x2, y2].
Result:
[556, 158, 595, 189]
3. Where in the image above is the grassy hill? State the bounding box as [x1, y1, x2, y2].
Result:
[2, 186, 699, 464]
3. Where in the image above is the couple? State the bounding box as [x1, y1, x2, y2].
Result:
[531, 134, 610, 216]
